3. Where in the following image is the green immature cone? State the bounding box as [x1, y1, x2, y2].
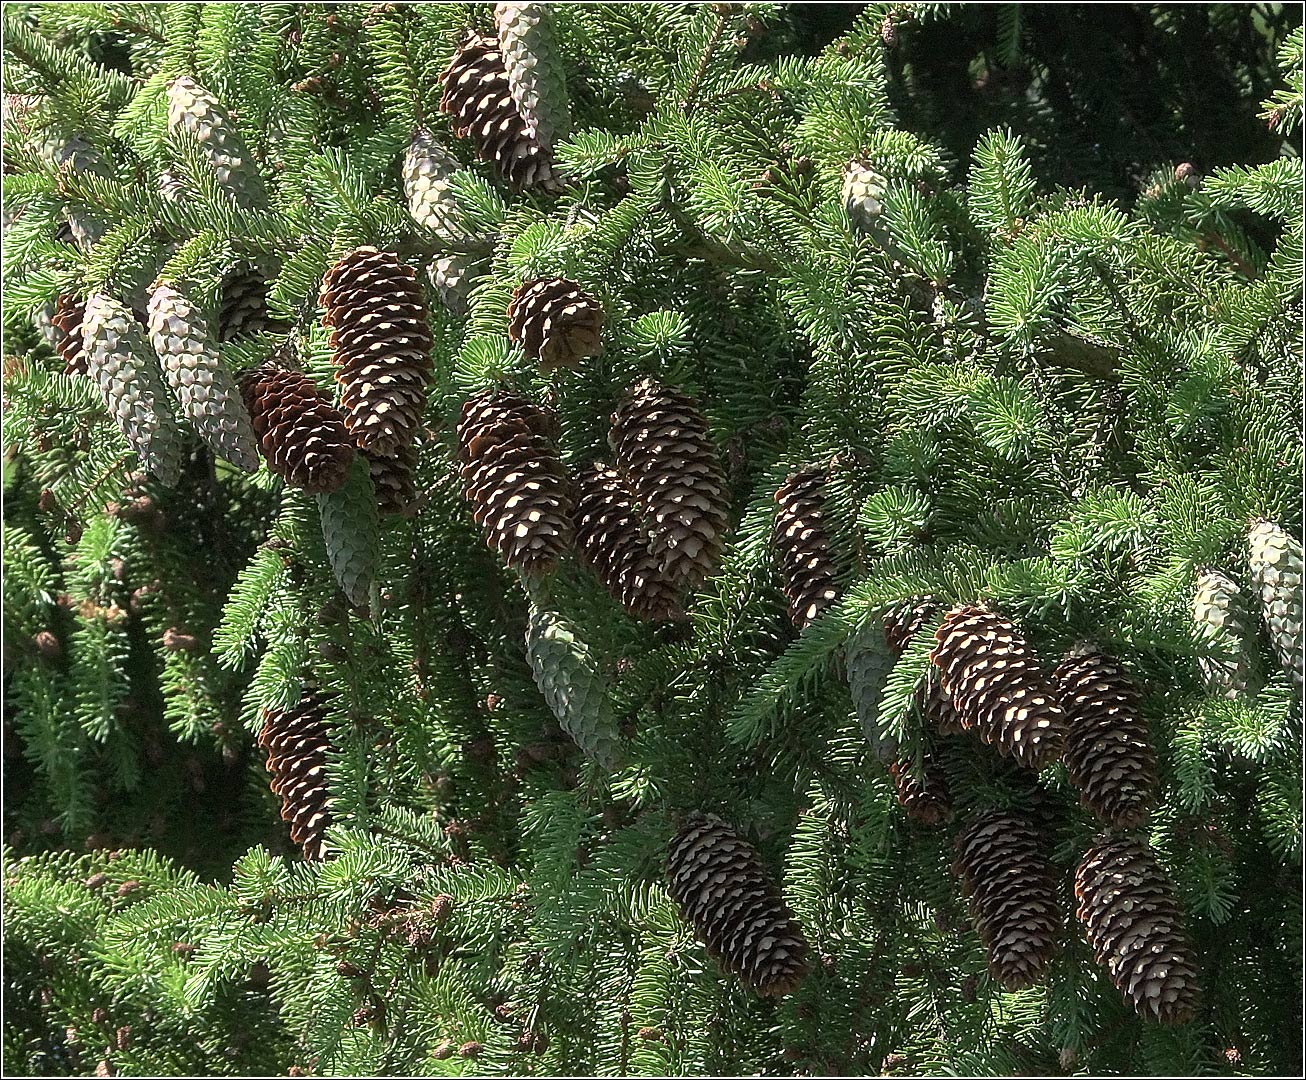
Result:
[845, 620, 899, 763]
[166, 76, 267, 210]
[841, 159, 887, 230]
[524, 604, 622, 770]
[1247, 519, 1303, 689]
[1191, 568, 1258, 699]
[317, 456, 381, 609]
[146, 283, 259, 472]
[81, 294, 184, 486]
[54, 135, 111, 250]
[494, 2, 572, 152]
[402, 128, 477, 246]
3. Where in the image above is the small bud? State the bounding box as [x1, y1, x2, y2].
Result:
[92, 1007, 109, 1025]
[638, 1026, 663, 1041]
[95, 1060, 114, 1077]
[171, 941, 195, 958]
[162, 627, 199, 653]
[336, 960, 363, 978]
[880, 15, 899, 46]
[38, 488, 58, 512]
[32, 630, 61, 660]
[430, 894, 454, 923]
[84, 872, 108, 890]
[115, 880, 140, 898]
[458, 1041, 482, 1059]
[433, 1042, 454, 1060]
[317, 641, 347, 663]
[115, 1026, 131, 1051]
[65, 521, 83, 544]
[1174, 161, 1197, 183]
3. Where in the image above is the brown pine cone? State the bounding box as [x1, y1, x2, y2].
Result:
[1053, 648, 1158, 829]
[239, 361, 355, 494]
[931, 606, 1068, 769]
[457, 388, 573, 573]
[320, 247, 432, 458]
[888, 757, 953, 825]
[438, 31, 560, 192]
[609, 377, 729, 592]
[667, 813, 810, 997]
[1075, 835, 1200, 1024]
[507, 277, 604, 371]
[573, 463, 683, 621]
[771, 466, 840, 629]
[954, 811, 1060, 990]
[51, 294, 87, 375]
[258, 692, 334, 861]
[883, 597, 964, 736]
[364, 443, 420, 517]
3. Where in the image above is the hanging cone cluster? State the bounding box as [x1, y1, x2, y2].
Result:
[1075, 836, 1200, 1024]
[258, 693, 334, 861]
[438, 31, 560, 193]
[51, 294, 87, 375]
[524, 604, 622, 770]
[147, 283, 260, 472]
[239, 361, 355, 494]
[166, 76, 267, 210]
[1053, 648, 1157, 829]
[1191, 568, 1257, 699]
[888, 757, 953, 825]
[220, 264, 285, 342]
[402, 127, 477, 245]
[666, 813, 810, 997]
[609, 377, 730, 592]
[320, 247, 433, 459]
[507, 277, 604, 372]
[573, 463, 682, 621]
[771, 466, 841, 629]
[1247, 520, 1303, 689]
[457, 389, 573, 573]
[81, 294, 184, 486]
[842, 159, 887, 229]
[931, 605, 1068, 769]
[365, 443, 419, 516]
[954, 811, 1060, 990]
[494, 3, 572, 151]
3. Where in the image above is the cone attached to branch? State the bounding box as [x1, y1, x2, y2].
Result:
[1247, 519, 1303, 689]
[931, 605, 1068, 769]
[365, 443, 420, 517]
[771, 466, 841, 629]
[954, 811, 1060, 990]
[1053, 647, 1157, 829]
[147, 283, 260, 472]
[438, 31, 560, 192]
[842, 159, 887, 229]
[507, 277, 604, 372]
[318, 456, 380, 608]
[573, 463, 683, 621]
[166, 76, 267, 210]
[888, 757, 953, 825]
[51, 293, 87, 376]
[609, 377, 729, 592]
[524, 604, 622, 769]
[220, 264, 286, 342]
[666, 813, 810, 997]
[81, 294, 185, 486]
[1075, 835, 1201, 1024]
[402, 127, 477, 244]
[1191, 568, 1258, 699]
[494, 2, 572, 151]
[239, 361, 355, 494]
[884, 599, 969, 738]
[457, 389, 573, 573]
[258, 693, 333, 860]
[431, 254, 487, 317]
[320, 247, 433, 459]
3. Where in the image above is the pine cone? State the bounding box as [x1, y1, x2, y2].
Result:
[166, 76, 267, 210]
[51, 293, 87, 375]
[55, 135, 111, 249]
[1247, 519, 1303, 689]
[931, 605, 1068, 769]
[573, 463, 683, 621]
[402, 127, 477, 245]
[494, 3, 572, 151]
[842, 159, 887, 229]
[258, 693, 333, 860]
[954, 811, 1060, 990]
[81, 294, 185, 486]
[609, 377, 729, 592]
[666, 813, 810, 997]
[438, 31, 560, 193]
[239, 361, 355, 494]
[431, 254, 487, 317]
[845, 621, 899, 763]
[883, 598, 965, 735]
[772, 466, 840, 629]
[507, 277, 604, 372]
[1075, 835, 1200, 1024]
[1191, 568, 1258, 699]
[365, 443, 420, 516]
[888, 757, 953, 825]
[524, 605, 622, 769]
[320, 247, 433, 458]
[1053, 648, 1157, 829]
[457, 388, 573, 573]
[318, 458, 379, 608]
[147, 283, 260, 472]
[220, 264, 286, 342]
